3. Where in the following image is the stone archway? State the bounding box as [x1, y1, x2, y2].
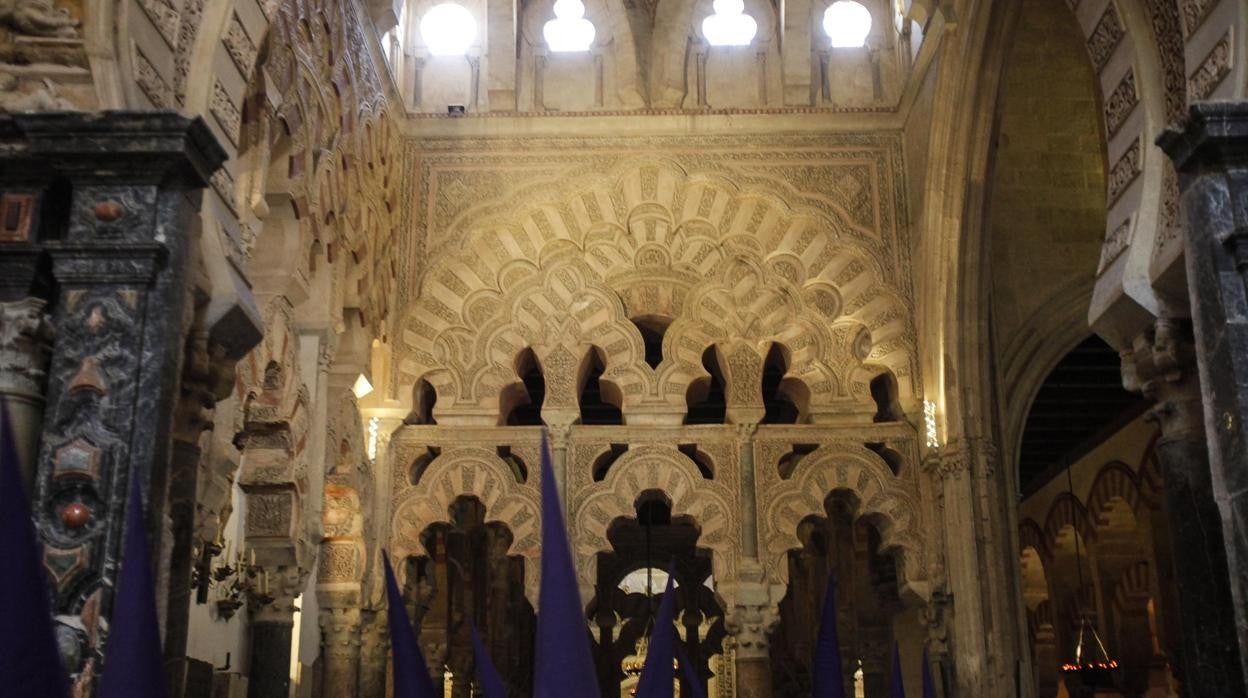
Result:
[389, 444, 542, 603]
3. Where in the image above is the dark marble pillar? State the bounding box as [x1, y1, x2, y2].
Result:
[0, 112, 225, 687]
[1121, 319, 1244, 695]
[249, 614, 295, 698]
[1159, 103, 1248, 695]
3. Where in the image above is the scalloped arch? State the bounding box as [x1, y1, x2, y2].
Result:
[758, 444, 925, 594]
[400, 158, 917, 423]
[389, 447, 542, 603]
[570, 444, 739, 604]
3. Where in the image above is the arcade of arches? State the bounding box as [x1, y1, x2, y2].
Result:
[3, 0, 1248, 696]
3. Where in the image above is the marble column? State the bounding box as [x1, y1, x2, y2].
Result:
[0, 297, 52, 488]
[0, 112, 226, 687]
[1121, 318, 1244, 695]
[1159, 104, 1248, 693]
[320, 606, 362, 696]
[248, 577, 301, 698]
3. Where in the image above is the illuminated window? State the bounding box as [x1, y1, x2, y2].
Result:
[381, 28, 398, 64]
[618, 567, 678, 595]
[420, 3, 477, 56]
[544, 0, 596, 52]
[701, 0, 757, 47]
[823, 1, 872, 48]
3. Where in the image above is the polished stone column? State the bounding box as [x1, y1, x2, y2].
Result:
[0, 112, 225, 686]
[1160, 104, 1248, 693]
[0, 297, 52, 488]
[1121, 318, 1244, 694]
[248, 578, 301, 698]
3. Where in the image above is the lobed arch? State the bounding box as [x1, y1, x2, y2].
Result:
[757, 443, 926, 599]
[1019, 518, 1049, 563]
[401, 158, 917, 424]
[1043, 492, 1097, 552]
[388, 446, 542, 604]
[570, 444, 738, 605]
[1086, 460, 1146, 526]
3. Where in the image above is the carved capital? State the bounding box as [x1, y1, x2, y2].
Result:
[734, 422, 760, 443]
[1121, 318, 1203, 443]
[724, 603, 780, 660]
[926, 437, 996, 481]
[319, 606, 362, 652]
[248, 565, 306, 622]
[0, 297, 53, 399]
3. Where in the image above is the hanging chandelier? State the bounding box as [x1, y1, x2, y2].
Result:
[1060, 615, 1119, 692]
[1059, 466, 1119, 695]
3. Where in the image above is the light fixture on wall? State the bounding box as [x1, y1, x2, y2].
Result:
[544, 0, 596, 52]
[420, 2, 477, 56]
[200, 545, 275, 620]
[701, 0, 758, 46]
[822, 0, 872, 48]
[1059, 464, 1119, 694]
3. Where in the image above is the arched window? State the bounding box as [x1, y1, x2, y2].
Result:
[409, 378, 438, 425]
[823, 1, 872, 48]
[869, 371, 902, 422]
[381, 4, 405, 69]
[702, 0, 757, 46]
[503, 348, 546, 426]
[631, 315, 671, 370]
[578, 348, 623, 425]
[543, 0, 595, 52]
[420, 3, 477, 56]
[762, 343, 806, 424]
[685, 346, 727, 424]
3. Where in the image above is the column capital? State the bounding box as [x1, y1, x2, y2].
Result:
[320, 606, 363, 650]
[925, 436, 997, 481]
[1121, 318, 1203, 443]
[0, 297, 52, 398]
[725, 602, 780, 660]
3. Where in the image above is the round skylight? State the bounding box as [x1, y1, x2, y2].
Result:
[702, 0, 758, 47]
[823, 1, 872, 48]
[544, 0, 596, 52]
[420, 3, 477, 56]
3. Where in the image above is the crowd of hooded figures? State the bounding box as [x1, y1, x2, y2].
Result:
[0, 405, 938, 698]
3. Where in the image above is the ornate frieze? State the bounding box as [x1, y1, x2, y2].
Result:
[223, 12, 258, 78]
[1188, 31, 1232, 102]
[1098, 215, 1134, 273]
[1104, 69, 1138, 139]
[1108, 138, 1142, 205]
[210, 80, 241, 147]
[1143, 0, 1187, 122]
[1179, 0, 1218, 38]
[1087, 5, 1126, 73]
[132, 43, 174, 108]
